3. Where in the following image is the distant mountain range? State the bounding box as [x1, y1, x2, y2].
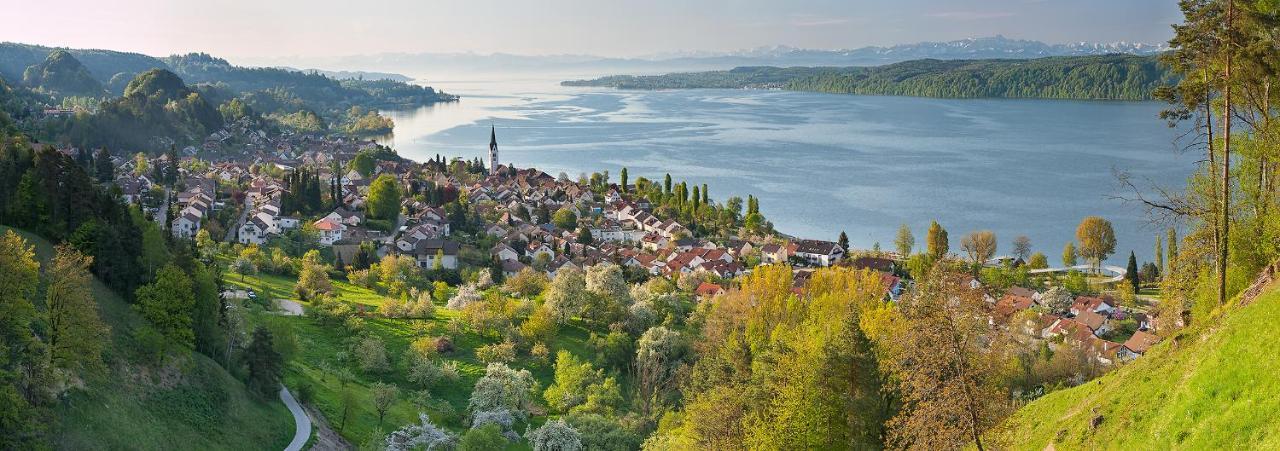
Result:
[236, 35, 1169, 78]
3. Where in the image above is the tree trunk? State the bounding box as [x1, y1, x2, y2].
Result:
[1220, 0, 1233, 306]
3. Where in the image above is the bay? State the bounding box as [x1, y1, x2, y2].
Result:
[379, 77, 1193, 264]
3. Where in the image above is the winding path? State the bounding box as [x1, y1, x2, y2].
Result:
[280, 385, 312, 451]
[1028, 264, 1128, 283]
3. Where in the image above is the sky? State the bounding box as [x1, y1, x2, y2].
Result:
[5, 0, 1182, 60]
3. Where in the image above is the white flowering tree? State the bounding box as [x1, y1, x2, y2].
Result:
[385, 413, 457, 451]
[527, 419, 583, 451]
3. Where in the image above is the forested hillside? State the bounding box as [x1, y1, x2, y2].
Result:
[563, 54, 1175, 100]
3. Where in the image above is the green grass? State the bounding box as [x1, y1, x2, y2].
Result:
[0, 225, 293, 450]
[226, 264, 603, 446]
[998, 283, 1280, 450]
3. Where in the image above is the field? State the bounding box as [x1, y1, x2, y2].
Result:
[0, 226, 294, 450]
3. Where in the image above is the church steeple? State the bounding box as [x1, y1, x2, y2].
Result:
[488, 125, 500, 174]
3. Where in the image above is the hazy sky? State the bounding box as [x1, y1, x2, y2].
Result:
[7, 0, 1181, 60]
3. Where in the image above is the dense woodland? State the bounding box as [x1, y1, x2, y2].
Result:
[564, 54, 1176, 100]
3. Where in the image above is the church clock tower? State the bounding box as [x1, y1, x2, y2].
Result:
[488, 126, 500, 174]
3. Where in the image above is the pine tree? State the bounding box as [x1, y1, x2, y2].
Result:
[244, 326, 283, 398]
[838, 231, 849, 253]
[1126, 251, 1140, 293]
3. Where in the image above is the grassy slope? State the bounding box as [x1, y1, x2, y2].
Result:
[222, 266, 598, 447]
[0, 226, 293, 450]
[1000, 284, 1280, 450]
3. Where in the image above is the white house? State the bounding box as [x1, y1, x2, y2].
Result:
[313, 218, 347, 246]
[172, 211, 201, 239]
[414, 239, 460, 270]
[792, 239, 844, 267]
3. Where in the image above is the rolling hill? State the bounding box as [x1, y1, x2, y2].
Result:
[0, 225, 294, 450]
[998, 272, 1280, 449]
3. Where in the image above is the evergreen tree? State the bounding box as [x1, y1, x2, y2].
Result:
[95, 148, 113, 182]
[1126, 251, 1140, 293]
[838, 231, 849, 253]
[244, 326, 283, 398]
[663, 173, 672, 195]
[620, 167, 628, 193]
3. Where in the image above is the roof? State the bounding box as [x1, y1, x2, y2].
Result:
[1123, 330, 1160, 354]
[1076, 310, 1108, 332]
[414, 239, 460, 256]
[794, 239, 842, 255]
[313, 218, 344, 231]
[695, 282, 725, 297]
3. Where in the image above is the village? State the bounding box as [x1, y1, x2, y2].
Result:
[70, 117, 1162, 387]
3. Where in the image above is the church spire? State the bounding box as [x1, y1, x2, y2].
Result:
[488, 125, 500, 174]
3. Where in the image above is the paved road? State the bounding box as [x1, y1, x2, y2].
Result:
[280, 385, 311, 451]
[1028, 264, 1127, 283]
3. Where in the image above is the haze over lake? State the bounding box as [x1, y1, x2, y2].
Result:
[380, 77, 1192, 264]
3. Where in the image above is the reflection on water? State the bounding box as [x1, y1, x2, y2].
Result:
[380, 77, 1191, 263]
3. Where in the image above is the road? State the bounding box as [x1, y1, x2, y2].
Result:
[280, 385, 311, 451]
[1028, 264, 1128, 283]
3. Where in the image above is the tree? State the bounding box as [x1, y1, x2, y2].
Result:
[528, 419, 584, 451]
[371, 382, 399, 428]
[1126, 251, 1140, 293]
[895, 224, 915, 257]
[1154, 236, 1164, 280]
[295, 250, 333, 300]
[553, 209, 578, 230]
[386, 413, 457, 451]
[0, 230, 50, 448]
[468, 363, 536, 415]
[544, 268, 588, 323]
[194, 228, 215, 261]
[634, 326, 685, 416]
[837, 231, 849, 253]
[135, 264, 195, 347]
[1011, 235, 1032, 261]
[244, 326, 283, 398]
[94, 148, 113, 182]
[1062, 242, 1078, 267]
[350, 152, 377, 177]
[44, 244, 109, 377]
[1075, 216, 1117, 271]
[367, 174, 401, 221]
[1166, 228, 1178, 274]
[619, 167, 628, 193]
[459, 423, 507, 451]
[544, 350, 609, 412]
[663, 173, 672, 195]
[960, 230, 997, 265]
[926, 221, 949, 259]
[1026, 252, 1048, 269]
[884, 269, 1010, 450]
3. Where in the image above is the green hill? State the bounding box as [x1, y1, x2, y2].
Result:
[21, 50, 105, 98]
[0, 225, 293, 450]
[999, 281, 1280, 449]
[563, 54, 1174, 100]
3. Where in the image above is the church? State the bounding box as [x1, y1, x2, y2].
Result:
[489, 125, 500, 174]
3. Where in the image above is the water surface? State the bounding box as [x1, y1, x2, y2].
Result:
[380, 78, 1192, 264]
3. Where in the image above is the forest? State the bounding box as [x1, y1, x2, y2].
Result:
[564, 54, 1176, 100]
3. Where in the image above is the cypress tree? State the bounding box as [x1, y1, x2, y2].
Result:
[1126, 251, 1140, 293]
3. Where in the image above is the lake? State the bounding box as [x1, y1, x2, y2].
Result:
[379, 77, 1193, 264]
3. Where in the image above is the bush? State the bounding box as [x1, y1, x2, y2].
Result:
[458, 423, 508, 451]
[476, 341, 517, 364]
[353, 336, 389, 373]
[407, 354, 442, 388]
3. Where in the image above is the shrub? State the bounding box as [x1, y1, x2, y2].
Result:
[353, 336, 389, 373]
[476, 341, 517, 364]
